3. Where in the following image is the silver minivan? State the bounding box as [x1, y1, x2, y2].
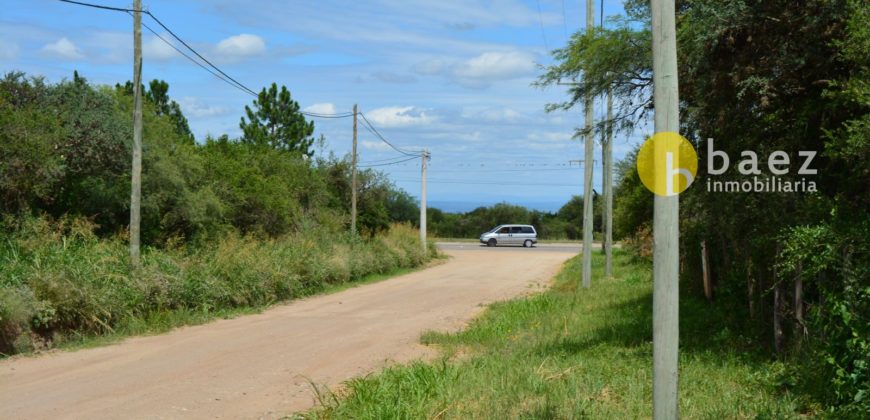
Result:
[479, 224, 538, 248]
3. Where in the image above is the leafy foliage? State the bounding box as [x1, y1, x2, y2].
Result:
[541, 0, 870, 414]
[0, 217, 433, 355]
[0, 71, 439, 355]
[240, 83, 314, 155]
[426, 200, 602, 240]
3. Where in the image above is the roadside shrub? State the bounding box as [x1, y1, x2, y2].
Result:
[0, 216, 432, 355]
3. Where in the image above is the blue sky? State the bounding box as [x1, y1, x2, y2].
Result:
[2, 0, 645, 212]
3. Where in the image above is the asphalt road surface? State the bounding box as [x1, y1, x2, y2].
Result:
[436, 241, 586, 253]
[0, 245, 575, 419]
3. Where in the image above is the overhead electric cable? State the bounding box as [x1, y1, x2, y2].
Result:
[390, 179, 582, 187]
[143, 12, 259, 97]
[357, 111, 420, 157]
[59, 0, 139, 13]
[374, 167, 584, 174]
[358, 155, 420, 167]
[561, 0, 569, 39]
[357, 155, 420, 164]
[136, 16, 250, 94]
[535, 0, 550, 51]
[61, 1, 355, 119]
[300, 111, 354, 119]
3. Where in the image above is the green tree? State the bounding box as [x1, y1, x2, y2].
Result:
[146, 80, 193, 142]
[540, 0, 869, 413]
[385, 189, 419, 225]
[0, 72, 63, 213]
[240, 83, 314, 155]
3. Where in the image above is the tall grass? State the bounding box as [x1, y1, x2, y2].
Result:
[0, 217, 435, 355]
[306, 250, 802, 419]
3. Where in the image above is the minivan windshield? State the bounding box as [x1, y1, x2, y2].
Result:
[486, 225, 502, 233]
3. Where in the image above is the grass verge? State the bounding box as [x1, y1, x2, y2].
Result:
[1, 217, 440, 357]
[305, 250, 801, 419]
[38, 263, 439, 356]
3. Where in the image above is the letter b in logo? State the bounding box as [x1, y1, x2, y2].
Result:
[636, 132, 698, 196]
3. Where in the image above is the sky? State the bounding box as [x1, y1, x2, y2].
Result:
[1, 0, 646, 212]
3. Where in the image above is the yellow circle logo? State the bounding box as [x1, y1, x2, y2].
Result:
[636, 132, 698, 196]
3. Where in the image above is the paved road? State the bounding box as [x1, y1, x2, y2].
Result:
[0, 246, 575, 419]
[436, 241, 587, 253]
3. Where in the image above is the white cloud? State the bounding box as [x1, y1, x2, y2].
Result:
[462, 107, 524, 122]
[413, 58, 449, 75]
[527, 131, 573, 142]
[366, 106, 434, 127]
[178, 97, 228, 118]
[143, 34, 178, 61]
[414, 51, 538, 88]
[304, 103, 337, 115]
[0, 39, 18, 60]
[372, 71, 416, 84]
[215, 34, 266, 59]
[453, 50, 536, 83]
[527, 142, 571, 151]
[41, 37, 83, 60]
[458, 131, 483, 142]
[376, 0, 557, 28]
[361, 140, 393, 151]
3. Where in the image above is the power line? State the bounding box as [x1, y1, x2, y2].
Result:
[358, 155, 419, 165]
[561, 0, 569, 39]
[60, 1, 356, 120]
[144, 11, 355, 118]
[59, 0, 140, 13]
[136, 15, 249, 95]
[358, 155, 420, 167]
[144, 12, 259, 97]
[535, 0, 550, 51]
[301, 111, 354, 119]
[380, 167, 584, 174]
[600, 0, 605, 29]
[60, 0, 256, 97]
[358, 111, 420, 157]
[390, 179, 583, 187]
[357, 155, 419, 164]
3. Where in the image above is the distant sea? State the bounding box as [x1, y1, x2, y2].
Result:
[428, 200, 565, 214]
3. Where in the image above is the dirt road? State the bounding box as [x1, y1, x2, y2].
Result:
[0, 246, 574, 419]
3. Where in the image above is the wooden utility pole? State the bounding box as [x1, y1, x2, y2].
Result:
[351, 104, 358, 234]
[129, 0, 143, 266]
[603, 86, 613, 277]
[581, 0, 594, 289]
[651, 0, 680, 417]
[701, 240, 712, 301]
[419, 150, 429, 252]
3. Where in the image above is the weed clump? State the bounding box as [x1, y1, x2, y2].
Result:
[0, 216, 433, 355]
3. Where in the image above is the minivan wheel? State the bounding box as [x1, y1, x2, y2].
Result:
[523, 240, 533, 248]
[487, 238, 497, 247]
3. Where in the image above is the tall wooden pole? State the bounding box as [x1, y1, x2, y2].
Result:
[419, 150, 428, 252]
[581, 0, 594, 289]
[129, 0, 143, 266]
[351, 104, 358, 234]
[604, 86, 613, 276]
[651, 0, 680, 417]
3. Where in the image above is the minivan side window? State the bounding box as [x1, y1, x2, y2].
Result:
[522, 226, 534, 234]
[511, 226, 523, 233]
[498, 227, 510, 234]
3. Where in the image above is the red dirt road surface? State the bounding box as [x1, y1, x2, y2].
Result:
[0, 246, 575, 419]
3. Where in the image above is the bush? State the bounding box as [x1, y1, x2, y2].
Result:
[0, 217, 433, 355]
